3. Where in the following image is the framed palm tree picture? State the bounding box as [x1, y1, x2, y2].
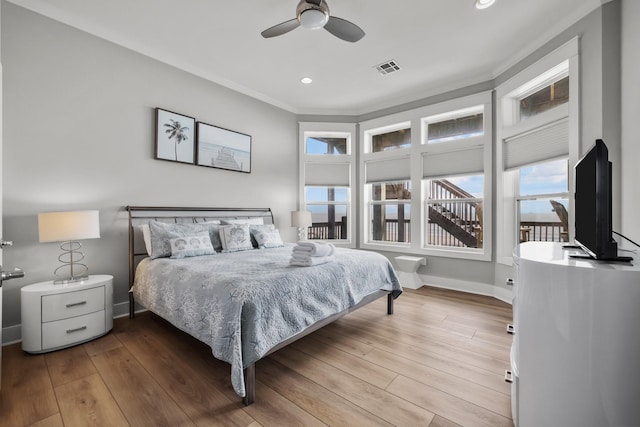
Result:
[196, 122, 252, 173]
[155, 108, 196, 164]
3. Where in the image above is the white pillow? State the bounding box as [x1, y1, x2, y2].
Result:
[221, 217, 264, 225]
[169, 232, 215, 259]
[139, 224, 152, 255]
[219, 224, 254, 252]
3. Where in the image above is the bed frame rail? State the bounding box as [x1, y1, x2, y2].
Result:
[242, 290, 394, 405]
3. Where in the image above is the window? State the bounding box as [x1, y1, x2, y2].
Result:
[299, 122, 356, 245]
[368, 181, 411, 243]
[360, 92, 492, 260]
[424, 106, 484, 144]
[425, 175, 484, 249]
[368, 123, 411, 153]
[517, 159, 569, 242]
[496, 38, 579, 265]
[305, 187, 349, 240]
[306, 136, 348, 155]
[519, 76, 569, 120]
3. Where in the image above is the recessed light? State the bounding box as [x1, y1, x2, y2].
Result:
[300, 77, 313, 84]
[475, 0, 496, 9]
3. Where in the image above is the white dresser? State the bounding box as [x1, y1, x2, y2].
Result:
[21, 275, 113, 353]
[510, 242, 640, 427]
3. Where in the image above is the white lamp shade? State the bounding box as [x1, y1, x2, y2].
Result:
[291, 211, 312, 228]
[38, 210, 101, 243]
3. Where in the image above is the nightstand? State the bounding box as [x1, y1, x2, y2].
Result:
[21, 274, 113, 353]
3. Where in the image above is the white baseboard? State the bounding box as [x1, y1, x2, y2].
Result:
[417, 273, 513, 304]
[1, 324, 22, 346]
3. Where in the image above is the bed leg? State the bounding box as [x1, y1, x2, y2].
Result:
[129, 292, 135, 319]
[387, 293, 394, 315]
[243, 364, 256, 406]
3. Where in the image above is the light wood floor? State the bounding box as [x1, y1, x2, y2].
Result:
[0, 286, 514, 427]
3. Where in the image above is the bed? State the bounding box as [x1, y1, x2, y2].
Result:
[127, 206, 402, 405]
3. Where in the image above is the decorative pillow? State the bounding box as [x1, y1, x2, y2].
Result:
[221, 217, 264, 226]
[219, 224, 254, 252]
[169, 232, 215, 259]
[253, 228, 284, 249]
[148, 221, 223, 258]
[248, 223, 276, 247]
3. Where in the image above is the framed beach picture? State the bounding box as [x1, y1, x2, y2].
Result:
[196, 122, 252, 173]
[155, 108, 196, 164]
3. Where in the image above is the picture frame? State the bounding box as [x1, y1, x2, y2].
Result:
[155, 108, 196, 164]
[196, 122, 252, 173]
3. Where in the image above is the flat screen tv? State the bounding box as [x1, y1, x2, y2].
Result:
[574, 139, 631, 261]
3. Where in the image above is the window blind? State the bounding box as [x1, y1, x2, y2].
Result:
[503, 118, 568, 170]
[305, 162, 350, 186]
[365, 157, 411, 183]
[422, 146, 484, 178]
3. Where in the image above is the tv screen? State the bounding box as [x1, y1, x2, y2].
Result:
[574, 139, 623, 260]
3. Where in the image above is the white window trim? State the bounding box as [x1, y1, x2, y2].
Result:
[496, 37, 580, 266]
[359, 91, 492, 261]
[299, 122, 357, 247]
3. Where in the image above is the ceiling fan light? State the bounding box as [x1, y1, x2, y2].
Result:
[299, 9, 329, 29]
[475, 0, 496, 9]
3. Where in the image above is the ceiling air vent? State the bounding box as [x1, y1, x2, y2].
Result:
[375, 60, 401, 76]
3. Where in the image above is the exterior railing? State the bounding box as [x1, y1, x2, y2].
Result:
[520, 221, 567, 242]
[307, 219, 566, 244]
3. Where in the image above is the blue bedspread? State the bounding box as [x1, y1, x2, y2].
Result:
[132, 244, 402, 397]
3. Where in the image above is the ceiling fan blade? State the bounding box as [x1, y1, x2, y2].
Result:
[261, 18, 300, 38]
[324, 16, 365, 42]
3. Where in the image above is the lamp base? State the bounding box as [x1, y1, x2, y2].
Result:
[53, 275, 89, 285]
[53, 241, 90, 284]
[297, 227, 308, 241]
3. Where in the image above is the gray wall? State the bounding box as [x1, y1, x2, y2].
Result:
[1, 3, 298, 331]
[621, 0, 640, 244]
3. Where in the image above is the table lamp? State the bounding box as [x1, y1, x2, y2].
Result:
[291, 210, 312, 241]
[38, 210, 100, 284]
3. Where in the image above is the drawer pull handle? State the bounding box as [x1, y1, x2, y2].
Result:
[66, 301, 87, 308]
[507, 324, 515, 335]
[66, 326, 87, 334]
[506, 278, 515, 286]
[505, 369, 513, 383]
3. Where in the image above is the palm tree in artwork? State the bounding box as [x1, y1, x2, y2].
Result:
[164, 119, 190, 160]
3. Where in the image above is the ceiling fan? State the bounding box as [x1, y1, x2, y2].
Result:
[261, 0, 365, 43]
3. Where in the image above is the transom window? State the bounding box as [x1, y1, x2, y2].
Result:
[369, 123, 411, 153]
[519, 76, 569, 121]
[424, 106, 484, 144]
[306, 136, 348, 155]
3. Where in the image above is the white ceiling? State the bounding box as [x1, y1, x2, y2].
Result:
[7, 0, 604, 115]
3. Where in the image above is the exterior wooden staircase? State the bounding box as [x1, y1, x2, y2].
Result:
[428, 179, 482, 248]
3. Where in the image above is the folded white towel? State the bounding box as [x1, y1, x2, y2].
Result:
[290, 255, 335, 267]
[292, 245, 313, 253]
[295, 241, 335, 257]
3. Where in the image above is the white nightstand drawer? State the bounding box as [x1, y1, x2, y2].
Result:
[42, 310, 106, 350]
[42, 286, 105, 322]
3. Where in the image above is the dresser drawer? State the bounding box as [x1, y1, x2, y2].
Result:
[42, 286, 105, 322]
[42, 310, 106, 350]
